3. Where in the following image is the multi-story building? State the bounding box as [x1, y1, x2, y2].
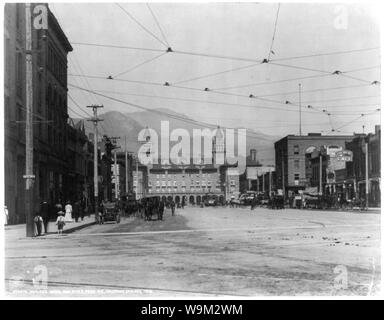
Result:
[274, 133, 356, 197]
[66, 119, 94, 203]
[343, 125, 381, 206]
[134, 160, 239, 205]
[132, 127, 240, 204]
[4, 3, 73, 223]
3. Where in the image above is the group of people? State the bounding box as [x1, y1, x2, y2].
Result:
[139, 198, 177, 221]
[33, 198, 88, 236]
[120, 198, 178, 221]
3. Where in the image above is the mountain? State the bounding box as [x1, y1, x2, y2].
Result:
[82, 108, 278, 165]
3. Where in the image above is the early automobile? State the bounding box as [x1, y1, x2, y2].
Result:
[101, 201, 121, 224]
[204, 194, 218, 206]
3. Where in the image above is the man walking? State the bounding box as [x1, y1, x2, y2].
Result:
[158, 200, 165, 221]
[170, 200, 176, 216]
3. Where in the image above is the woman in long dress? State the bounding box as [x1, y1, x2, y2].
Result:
[64, 201, 73, 222]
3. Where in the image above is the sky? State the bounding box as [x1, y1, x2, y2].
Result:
[50, 2, 381, 138]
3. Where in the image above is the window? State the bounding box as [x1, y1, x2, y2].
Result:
[16, 52, 23, 97]
[293, 145, 299, 155]
[294, 173, 300, 181]
[294, 159, 300, 170]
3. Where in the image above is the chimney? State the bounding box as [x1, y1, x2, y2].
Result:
[250, 149, 257, 161]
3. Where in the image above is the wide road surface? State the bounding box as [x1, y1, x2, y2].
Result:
[5, 206, 381, 297]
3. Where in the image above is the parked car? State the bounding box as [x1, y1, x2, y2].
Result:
[204, 195, 218, 206]
[102, 201, 121, 223]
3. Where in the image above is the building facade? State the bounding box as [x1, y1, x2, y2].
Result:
[4, 3, 76, 223]
[274, 133, 356, 197]
[343, 125, 381, 206]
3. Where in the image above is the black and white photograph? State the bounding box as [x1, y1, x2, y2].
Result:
[1, 1, 382, 298]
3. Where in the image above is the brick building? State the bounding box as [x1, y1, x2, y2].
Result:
[132, 128, 240, 204]
[343, 125, 381, 206]
[274, 133, 356, 197]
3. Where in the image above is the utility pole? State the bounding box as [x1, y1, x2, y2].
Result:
[136, 156, 139, 199]
[24, 3, 35, 237]
[319, 149, 323, 196]
[281, 156, 285, 199]
[87, 105, 103, 221]
[262, 173, 265, 193]
[365, 137, 369, 209]
[299, 83, 302, 136]
[269, 168, 272, 197]
[125, 136, 128, 196]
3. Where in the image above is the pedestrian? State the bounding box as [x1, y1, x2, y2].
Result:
[251, 196, 257, 210]
[34, 212, 43, 236]
[158, 200, 165, 221]
[64, 201, 73, 222]
[56, 211, 66, 235]
[73, 199, 81, 223]
[40, 200, 49, 234]
[170, 200, 176, 216]
[80, 199, 85, 221]
[4, 205, 9, 226]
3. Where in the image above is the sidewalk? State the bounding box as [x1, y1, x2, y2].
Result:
[4, 214, 97, 240]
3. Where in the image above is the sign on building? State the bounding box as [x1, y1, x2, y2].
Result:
[227, 168, 239, 176]
[327, 145, 343, 157]
[336, 150, 353, 162]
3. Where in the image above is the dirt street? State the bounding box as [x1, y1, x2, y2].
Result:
[4, 206, 381, 297]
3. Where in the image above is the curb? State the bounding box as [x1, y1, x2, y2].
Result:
[63, 220, 97, 234]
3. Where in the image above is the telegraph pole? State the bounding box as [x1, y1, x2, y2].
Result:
[24, 3, 35, 237]
[87, 105, 103, 221]
[319, 153, 323, 196]
[299, 83, 302, 136]
[269, 168, 272, 197]
[281, 157, 285, 199]
[365, 137, 369, 209]
[136, 156, 139, 199]
[110, 137, 120, 200]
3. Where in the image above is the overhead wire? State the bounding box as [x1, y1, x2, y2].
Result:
[115, 3, 168, 48]
[267, 3, 281, 61]
[146, 3, 170, 47]
[68, 83, 280, 141]
[213, 65, 380, 91]
[112, 51, 168, 78]
[70, 40, 380, 64]
[70, 86, 322, 115]
[325, 109, 380, 134]
[67, 73, 379, 116]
